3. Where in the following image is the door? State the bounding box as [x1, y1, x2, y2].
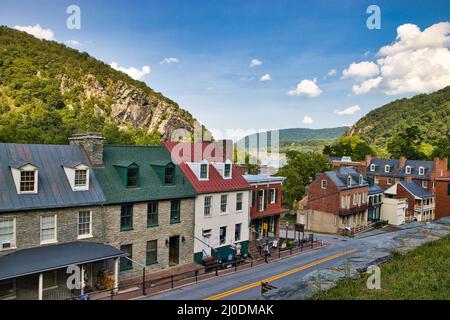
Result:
[169, 236, 180, 266]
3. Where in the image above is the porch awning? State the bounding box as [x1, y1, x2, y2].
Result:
[0, 242, 125, 281]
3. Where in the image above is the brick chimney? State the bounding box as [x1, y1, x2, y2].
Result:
[433, 157, 449, 177]
[69, 133, 104, 167]
[399, 156, 407, 168]
[364, 154, 372, 166]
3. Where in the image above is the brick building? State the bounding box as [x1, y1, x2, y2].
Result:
[298, 167, 369, 234]
[243, 174, 289, 241]
[434, 177, 450, 220]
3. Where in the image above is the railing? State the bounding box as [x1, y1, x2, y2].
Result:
[338, 204, 368, 216]
[71, 239, 323, 300]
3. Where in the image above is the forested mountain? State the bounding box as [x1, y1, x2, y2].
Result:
[0, 26, 199, 145]
[346, 86, 450, 150]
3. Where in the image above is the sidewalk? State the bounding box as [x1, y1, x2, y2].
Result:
[103, 241, 329, 300]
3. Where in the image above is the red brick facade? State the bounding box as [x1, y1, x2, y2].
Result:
[435, 178, 450, 219]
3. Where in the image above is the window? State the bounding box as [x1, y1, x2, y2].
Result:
[200, 163, 208, 179]
[257, 190, 264, 211]
[385, 165, 390, 173]
[220, 195, 228, 213]
[374, 176, 379, 184]
[165, 165, 175, 184]
[224, 163, 231, 178]
[387, 178, 393, 185]
[74, 169, 88, 187]
[321, 180, 328, 189]
[0, 218, 15, 250]
[422, 180, 428, 188]
[370, 164, 375, 172]
[40, 215, 57, 244]
[405, 166, 411, 174]
[120, 205, 133, 231]
[202, 229, 212, 238]
[170, 200, 181, 223]
[347, 176, 352, 186]
[20, 170, 36, 192]
[126, 167, 139, 187]
[120, 244, 133, 271]
[236, 193, 243, 211]
[0, 280, 15, 299]
[147, 202, 158, 227]
[447, 184, 450, 196]
[235, 224, 242, 241]
[359, 175, 364, 185]
[146, 240, 158, 265]
[204, 196, 212, 216]
[77, 211, 92, 238]
[269, 189, 276, 204]
[418, 166, 425, 176]
[43, 271, 57, 290]
[251, 191, 255, 207]
[219, 226, 226, 245]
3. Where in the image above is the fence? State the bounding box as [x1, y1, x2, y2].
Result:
[70, 239, 324, 300]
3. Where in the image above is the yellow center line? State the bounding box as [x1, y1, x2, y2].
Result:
[203, 248, 358, 300]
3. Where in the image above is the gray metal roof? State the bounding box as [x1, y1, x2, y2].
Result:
[0, 143, 106, 212]
[0, 242, 124, 280]
[367, 158, 433, 179]
[399, 181, 434, 199]
[325, 166, 368, 190]
[243, 174, 286, 184]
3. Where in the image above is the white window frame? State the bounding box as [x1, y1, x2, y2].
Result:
[418, 166, 425, 176]
[359, 175, 363, 185]
[223, 160, 232, 179]
[405, 166, 411, 174]
[385, 165, 390, 173]
[77, 211, 93, 239]
[321, 180, 327, 189]
[370, 164, 375, 172]
[236, 193, 243, 211]
[74, 169, 88, 188]
[0, 218, 16, 251]
[199, 161, 209, 180]
[220, 194, 228, 214]
[387, 177, 393, 185]
[269, 189, 276, 204]
[347, 176, 352, 186]
[40, 215, 57, 245]
[422, 180, 428, 188]
[374, 176, 379, 184]
[204, 196, 212, 216]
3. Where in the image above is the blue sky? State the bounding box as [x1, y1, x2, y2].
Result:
[1, 0, 450, 137]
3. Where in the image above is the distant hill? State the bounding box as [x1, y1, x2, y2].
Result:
[346, 86, 450, 149]
[0, 26, 200, 145]
[236, 127, 349, 153]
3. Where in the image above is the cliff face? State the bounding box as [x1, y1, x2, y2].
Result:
[0, 26, 198, 144]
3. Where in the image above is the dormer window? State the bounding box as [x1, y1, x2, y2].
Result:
[10, 162, 39, 195]
[200, 162, 208, 180]
[321, 180, 328, 189]
[20, 170, 36, 192]
[359, 175, 364, 185]
[347, 176, 352, 186]
[164, 165, 175, 185]
[418, 166, 425, 176]
[370, 164, 375, 172]
[74, 169, 88, 187]
[405, 166, 411, 175]
[127, 167, 139, 187]
[62, 161, 90, 191]
[224, 163, 231, 178]
[385, 165, 390, 173]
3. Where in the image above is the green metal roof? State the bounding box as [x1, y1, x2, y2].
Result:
[94, 145, 197, 204]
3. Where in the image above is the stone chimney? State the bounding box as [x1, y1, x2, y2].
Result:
[69, 133, 104, 167]
[399, 156, 407, 168]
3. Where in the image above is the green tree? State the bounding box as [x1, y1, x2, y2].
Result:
[387, 125, 427, 160]
[323, 136, 374, 161]
[277, 151, 331, 208]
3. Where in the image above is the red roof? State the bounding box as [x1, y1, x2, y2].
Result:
[164, 142, 251, 193]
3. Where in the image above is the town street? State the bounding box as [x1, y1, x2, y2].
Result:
[142, 221, 449, 300]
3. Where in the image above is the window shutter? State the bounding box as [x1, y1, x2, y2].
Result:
[252, 191, 256, 207]
[264, 190, 268, 209]
[275, 189, 279, 203]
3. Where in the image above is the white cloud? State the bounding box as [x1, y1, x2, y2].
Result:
[327, 69, 337, 76]
[110, 62, 151, 80]
[335, 105, 361, 116]
[352, 76, 383, 95]
[302, 116, 314, 125]
[287, 78, 322, 97]
[160, 57, 179, 65]
[66, 39, 81, 47]
[342, 61, 380, 80]
[249, 59, 262, 68]
[14, 24, 55, 41]
[260, 74, 272, 81]
[343, 22, 450, 96]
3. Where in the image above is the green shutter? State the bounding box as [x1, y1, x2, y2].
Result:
[252, 191, 255, 207]
[264, 190, 268, 209]
[275, 189, 279, 203]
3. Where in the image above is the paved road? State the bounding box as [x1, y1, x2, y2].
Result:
[143, 233, 369, 300]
